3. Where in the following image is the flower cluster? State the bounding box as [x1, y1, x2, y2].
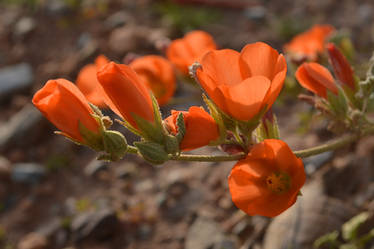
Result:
[33, 26, 370, 218]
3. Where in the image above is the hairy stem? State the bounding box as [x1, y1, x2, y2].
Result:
[124, 126, 374, 162]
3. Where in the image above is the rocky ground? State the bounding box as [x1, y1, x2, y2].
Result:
[0, 0, 374, 249]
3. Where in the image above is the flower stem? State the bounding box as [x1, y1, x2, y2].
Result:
[125, 126, 374, 162]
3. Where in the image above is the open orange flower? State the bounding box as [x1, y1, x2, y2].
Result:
[32, 79, 100, 142]
[196, 42, 287, 121]
[130, 55, 176, 106]
[326, 43, 355, 90]
[167, 30, 217, 75]
[164, 106, 219, 151]
[97, 62, 154, 129]
[228, 139, 306, 217]
[76, 55, 109, 107]
[296, 62, 338, 99]
[284, 24, 335, 62]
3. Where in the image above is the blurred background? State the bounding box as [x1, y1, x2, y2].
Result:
[0, 0, 373, 249]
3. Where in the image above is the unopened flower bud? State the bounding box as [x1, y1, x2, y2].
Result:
[327, 43, 355, 90]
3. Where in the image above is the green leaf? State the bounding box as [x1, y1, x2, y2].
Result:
[342, 212, 370, 241]
[134, 141, 169, 165]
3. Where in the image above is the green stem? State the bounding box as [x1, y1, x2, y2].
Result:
[125, 126, 374, 162]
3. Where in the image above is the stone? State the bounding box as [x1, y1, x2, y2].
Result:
[185, 217, 224, 249]
[71, 208, 119, 242]
[115, 162, 137, 179]
[105, 11, 132, 28]
[244, 5, 267, 21]
[13, 17, 36, 38]
[0, 156, 11, 180]
[0, 104, 43, 149]
[77, 33, 98, 61]
[18, 232, 48, 249]
[0, 63, 33, 100]
[11, 163, 46, 184]
[84, 159, 108, 177]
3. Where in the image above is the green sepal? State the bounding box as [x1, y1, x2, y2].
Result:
[89, 103, 104, 117]
[175, 112, 186, 143]
[134, 141, 169, 165]
[54, 131, 82, 145]
[78, 121, 103, 151]
[132, 114, 164, 143]
[342, 212, 370, 241]
[236, 106, 267, 139]
[202, 94, 227, 145]
[150, 92, 166, 135]
[165, 134, 180, 155]
[101, 130, 128, 161]
[327, 88, 348, 118]
[131, 92, 167, 144]
[115, 118, 142, 137]
[255, 113, 280, 142]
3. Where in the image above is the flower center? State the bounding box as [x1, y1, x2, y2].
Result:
[266, 172, 291, 194]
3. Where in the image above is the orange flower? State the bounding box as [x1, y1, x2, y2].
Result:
[167, 30, 217, 75]
[32, 79, 100, 142]
[130, 55, 176, 106]
[76, 55, 109, 107]
[326, 43, 355, 90]
[165, 106, 219, 151]
[228, 139, 306, 217]
[284, 24, 335, 61]
[97, 62, 154, 129]
[196, 42, 287, 121]
[296, 62, 338, 99]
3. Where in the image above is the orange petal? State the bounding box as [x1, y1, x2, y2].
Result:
[76, 64, 107, 107]
[33, 79, 99, 142]
[224, 76, 271, 121]
[262, 55, 287, 110]
[199, 49, 250, 86]
[97, 62, 154, 128]
[296, 62, 337, 98]
[130, 55, 176, 106]
[240, 42, 280, 79]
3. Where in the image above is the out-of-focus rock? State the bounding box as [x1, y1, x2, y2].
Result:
[11, 163, 46, 184]
[114, 162, 137, 179]
[18, 232, 49, 249]
[77, 33, 98, 61]
[105, 11, 132, 29]
[0, 104, 43, 150]
[71, 208, 120, 242]
[0, 156, 11, 180]
[185, 217, 224, 249]
[84, 159, 108, 177]
[244, 5, 267, 21]
[108, 25, 168, 54]
[0, 63, 33, 100]
[13, 17, 36, 38]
